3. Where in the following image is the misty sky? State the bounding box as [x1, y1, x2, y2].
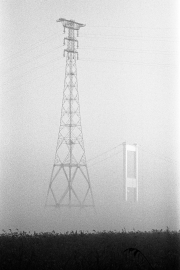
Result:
[0, 0, 180, 233]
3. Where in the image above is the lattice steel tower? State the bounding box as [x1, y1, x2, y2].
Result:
[45, 18, 95, 209]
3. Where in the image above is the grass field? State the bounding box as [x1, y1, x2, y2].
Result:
[0, 229, 179, 269]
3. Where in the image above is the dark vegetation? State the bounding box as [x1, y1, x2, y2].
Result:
[0, 229, 179, 270]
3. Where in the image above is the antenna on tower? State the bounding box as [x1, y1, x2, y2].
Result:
[45, 18, 95, 210]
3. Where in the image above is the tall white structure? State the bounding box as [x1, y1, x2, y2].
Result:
[123, 142, 138, 202]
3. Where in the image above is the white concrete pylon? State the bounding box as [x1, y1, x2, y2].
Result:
[123, 142, 138, 202]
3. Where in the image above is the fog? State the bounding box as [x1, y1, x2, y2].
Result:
[1, 0, 180, 233]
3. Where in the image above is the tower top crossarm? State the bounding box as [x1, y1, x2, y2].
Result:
[57, 18, 85, 30]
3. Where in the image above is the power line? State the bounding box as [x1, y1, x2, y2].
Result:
[80, 33, 177, 42]
[2, 64, 64, 96]
[2, 45, 63, 75]
[1, 68, 63, 117]
[139, 146, 178, 165]
[79, 58, 176, 68]
[86, 142, 178, 168]
[1, 32, 63, 64]
[88, 150, 123, 168]
[87, 144, 123, 162]
[3, 44, 175, 76]
[1, 23, 176, 64]
[2, 56, 64, 87]
[86, 25, 177, 30]
[79, 46, 176, 55]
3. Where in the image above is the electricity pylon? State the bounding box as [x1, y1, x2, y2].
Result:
[45, 18, 95, 209]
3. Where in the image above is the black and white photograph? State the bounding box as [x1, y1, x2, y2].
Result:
[0, 1, 180, 269]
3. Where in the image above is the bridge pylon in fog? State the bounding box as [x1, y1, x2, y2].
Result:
[123, 142, 138, 202]
[45, 18, 95, 210]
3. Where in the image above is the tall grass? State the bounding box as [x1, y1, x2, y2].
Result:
[0, 229, 179, 269]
